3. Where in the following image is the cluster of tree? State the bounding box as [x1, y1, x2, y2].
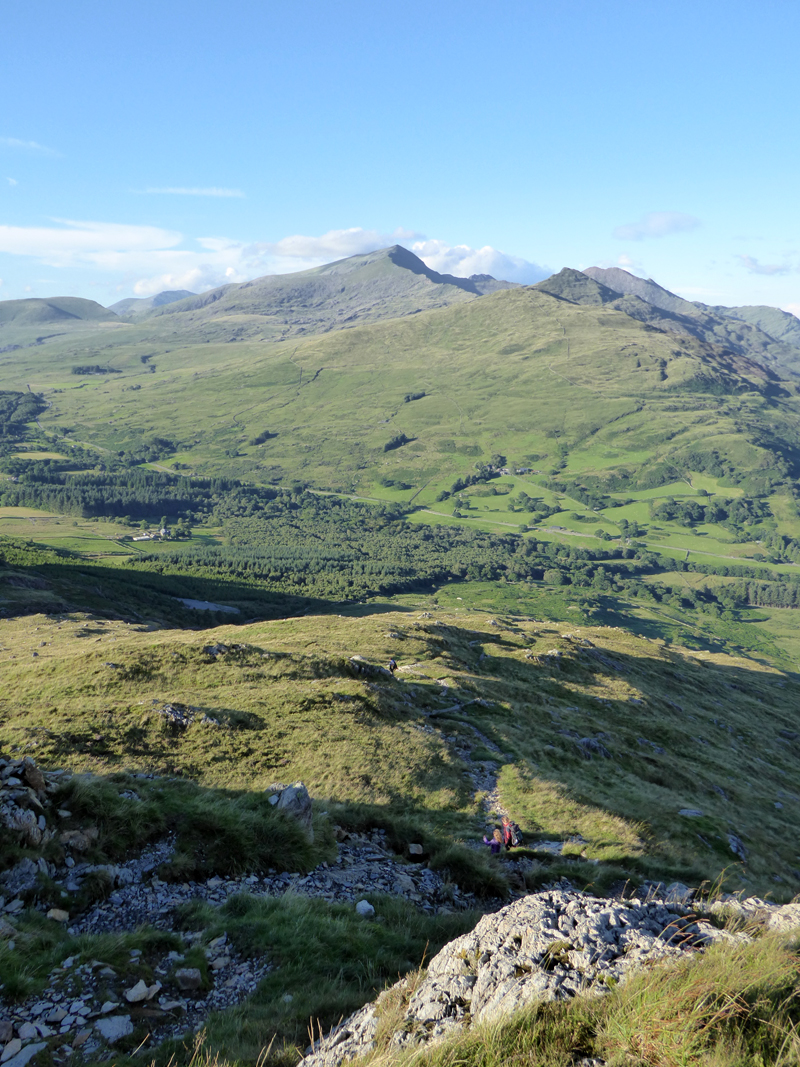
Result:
[545, 480, 627, 510]
[514, 492, 560, 519]
[71, 365, 120, 375]
[436, 464, 502, 501]
[754, 529, 800, 564]
[717, 579, 800, 609]
[0, 390, 47, 442]
[249, 430, 277, 445]
[0, 468, 239, 522]
[650, 495, 771, 529]
[124, 487, 656, 602]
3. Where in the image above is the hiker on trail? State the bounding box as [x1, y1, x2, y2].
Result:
[501, 815, 523, 848]
[483, 828, 503, 855]
[387, 658, 398, 675]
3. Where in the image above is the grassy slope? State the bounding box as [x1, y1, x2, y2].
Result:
[2, 606, 798, 897]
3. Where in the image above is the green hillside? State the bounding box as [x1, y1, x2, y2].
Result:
[2, 604, 797, 895]
[714, 302, 800, 348]
[14, 279, 800, 498]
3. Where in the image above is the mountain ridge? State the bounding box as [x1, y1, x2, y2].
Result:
[584, 265, 800, 376]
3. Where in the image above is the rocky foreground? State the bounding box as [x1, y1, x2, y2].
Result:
[300, 889, 800, 1067]
[0, 754, 482, 1065]
[3, 752, 800, 1067]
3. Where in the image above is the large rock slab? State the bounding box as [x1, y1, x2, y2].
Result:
[298, 888, 749, 1067]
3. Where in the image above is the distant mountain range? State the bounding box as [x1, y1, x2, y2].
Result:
[0, 246, 799, 378]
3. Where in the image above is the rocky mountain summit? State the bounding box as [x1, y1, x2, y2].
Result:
[300, 890, 800, 1067]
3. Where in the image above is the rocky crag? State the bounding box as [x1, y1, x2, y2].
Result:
[300, 889, 800, 1067]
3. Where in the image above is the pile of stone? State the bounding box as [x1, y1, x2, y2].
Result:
[152, 703, 220, 730]
[299, 887, 800, 1067]
[67, 831, 477, 941]
[0, 930, 269, 1065]
[1, 821, 480, 1063]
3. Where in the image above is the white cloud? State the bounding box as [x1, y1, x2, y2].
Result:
[6, 177, 17, 186]
[0, 219, 549, 298]
[411, 239, 548, 283]
[613, 211, 700, 241]
[263, 226, 422, 261]
[0, 219, 183, 265]
[782, 303, 800, 319]
[0, 137, 60, 156]
[140, 186, 245, 198]
[737, 254, 792, 276]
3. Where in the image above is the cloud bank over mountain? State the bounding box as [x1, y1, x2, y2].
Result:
[0, 220, 549, 297]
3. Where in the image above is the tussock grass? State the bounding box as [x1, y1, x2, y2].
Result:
[53, 773, 331, 879]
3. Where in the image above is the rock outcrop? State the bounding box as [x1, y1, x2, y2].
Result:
[299, 888, 800, 1067]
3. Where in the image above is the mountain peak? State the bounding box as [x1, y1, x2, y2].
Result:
[532, 267, 621, 305]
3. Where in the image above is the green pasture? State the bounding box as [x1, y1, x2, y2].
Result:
[0, 507, 138, 553]
[12, 450, 67, 460]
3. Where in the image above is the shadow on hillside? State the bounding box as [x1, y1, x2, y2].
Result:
[377, 623, 800, 888]
[0, 552, 415, 630]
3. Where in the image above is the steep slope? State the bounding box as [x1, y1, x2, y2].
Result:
[583, 266, 692, 314]
[532, 267, 621, 305]
[108, 289, 195, 320]
[1, 606, 798, 892]
[710, 303, 800, 348]
[584, 266, 800, 376]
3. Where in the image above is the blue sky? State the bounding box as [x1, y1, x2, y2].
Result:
[1, 0, 799, 314]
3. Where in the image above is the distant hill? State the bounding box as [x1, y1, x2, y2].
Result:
[583, 266, 800, 376]
[108, 290, 196, 320]
[0, 296, 117, 327]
